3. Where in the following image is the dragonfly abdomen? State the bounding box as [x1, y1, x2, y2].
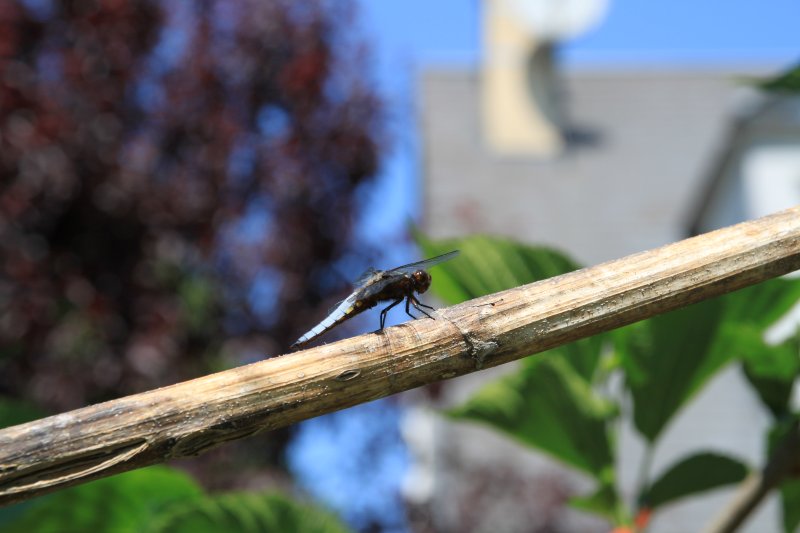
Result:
[291, 297, 370, 349]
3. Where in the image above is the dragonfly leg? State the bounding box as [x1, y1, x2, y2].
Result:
[415, 299, 435, 311]
[380, 298, 404, 329]
[408, 296, 434, 320]
[404, 297, 417, 320]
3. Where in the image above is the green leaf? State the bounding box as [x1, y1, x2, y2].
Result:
[569, 481, 620, 521]
[415, 233, 582, 304]
[781, 479, 800, 533]
[719, 277, 800, 330]
[3, 467, 203, 533]
[641, 452, 748, 509]
[448, 344, 615, 480]
[2, 469, 351, 533]
[754, 61, 800, 93]
[419, 233, 608, 377]
[736, 326, 800, 418]
[151, 491, 351, 533]
[618, 297, 728, 442]
[423, 234, 615, 478]
[712, 277, 800, 418]
[421, 230, 609, 375]
[0, 397, 45, 429]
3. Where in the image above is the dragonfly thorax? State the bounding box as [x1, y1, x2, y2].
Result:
[411, 270, 432, 293]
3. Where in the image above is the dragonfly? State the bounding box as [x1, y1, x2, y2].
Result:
[291, 250, 459, 350]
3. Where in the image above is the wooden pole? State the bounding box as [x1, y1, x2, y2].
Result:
[2, 206, 800, 507]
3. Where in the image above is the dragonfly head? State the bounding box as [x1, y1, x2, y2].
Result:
[411, 270, 432, 293]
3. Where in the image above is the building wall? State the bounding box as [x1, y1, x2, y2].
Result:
[421, 68, 751, 264]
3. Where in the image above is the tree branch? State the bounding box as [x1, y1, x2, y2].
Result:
[704, 419, 800, 533]
[2, 206, 800, 507]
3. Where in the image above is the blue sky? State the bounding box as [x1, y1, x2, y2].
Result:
[565, 0, 800, 65]
[359, 0, 799, 70]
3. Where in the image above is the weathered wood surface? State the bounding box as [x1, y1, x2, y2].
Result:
[2, 206, 800, 507]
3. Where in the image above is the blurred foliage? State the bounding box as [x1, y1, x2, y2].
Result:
[782, 479, 800, 533]
[639, 453, 747, 509]
[422, 234, 800, 530]
[3, 467, 203, 533]
[768, 418, 800, 533]
[448, 336, 615, 480]
[0, 466, 350, 533]
[152, 491, 351, 533]
[416, 232, 581, 303]
[739, 326, 800, 418]
[0, 396, 44, 428]
[617, 297, 727, 443]
[756, 61, 800, 93]
[0, 0, 383, 413]
[0, 0, 384, 523]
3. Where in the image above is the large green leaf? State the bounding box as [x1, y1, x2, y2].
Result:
[719, 277, 800, 330]
[418, 234, 607, 378]
[735, 326, 800, 418]
[555, 330, 608, 383]
[151, 491, 351, 533]
[2, 469, 350, 533]
[755, 61, 800, 93]
[416, 234, 581, 304]
[3, 467, 203, 533]
[448, 342, 616, 481]
[618, 297, 727, 442]
[640, 452, 748, 509]
[712, 277, 800, 418]
[425, 235, 615, 490]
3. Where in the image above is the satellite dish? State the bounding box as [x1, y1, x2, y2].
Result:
[500, 0, 609, 41]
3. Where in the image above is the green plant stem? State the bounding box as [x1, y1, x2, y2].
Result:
[704, 419, 800, 533]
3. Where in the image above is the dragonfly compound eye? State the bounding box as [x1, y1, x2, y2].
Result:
[413, 270, 432, 293]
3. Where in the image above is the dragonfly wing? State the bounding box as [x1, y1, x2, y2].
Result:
[387, 250, 460, 276]
[356, 251, 460, 299]
[323, 267, 385, 316]
[353, 267, 381, 287]
[356, 272, 404, 300]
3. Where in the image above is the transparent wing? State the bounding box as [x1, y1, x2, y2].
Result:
[324, 267, 386, 316]
[356, 273, 403, 300]
[344, 250, 459, 302]
[326, 290, 360, 316]
[353, 267, 381, 287]
[387, 250, 460, 276]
